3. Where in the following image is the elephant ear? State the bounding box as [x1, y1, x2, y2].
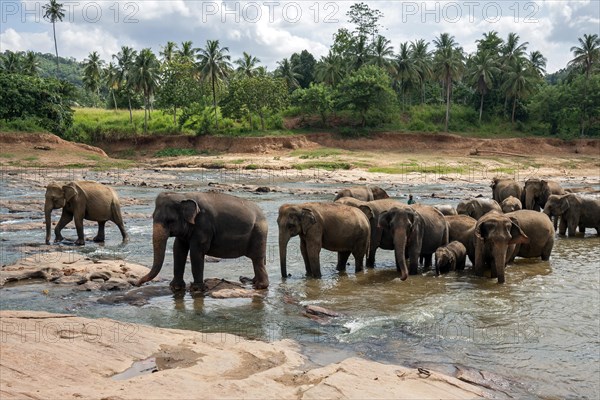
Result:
[62, 183, 78, 202]
[377, 210, 392, 229]
[358, 205, 374, 221]
[181, 199, 200, 225]
[475, 220, 489, 241]
[300, 208, 317, 233]
[508, 217, 529, 245]
[558, 196, 571, 214]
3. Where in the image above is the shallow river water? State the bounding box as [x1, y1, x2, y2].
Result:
[1, 168, 599, 399]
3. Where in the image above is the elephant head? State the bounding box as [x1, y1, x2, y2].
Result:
[434, 247, 454, 275]
[370, 186, 390, 200]
[377, 207, 419, 281]
[524, 178, 552, 211]
[543, 194, 570, 218]
[501, 196, 522, 213]
[473, 212, 529, 283]
[277, 204, 317, 278]
[44, 182, 79, 244]
[137, 193, 201, 286]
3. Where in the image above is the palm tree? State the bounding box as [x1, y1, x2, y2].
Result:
[528, 50, 547, 77]
[502, 57, 536, 126]
[1, 50, 23, 73]
[160, 41, 178, 64]
[568, 33, 600, 136]
[315, 52, 344, 87]
[82, 51, 105, 104]
[42, 0, 65, 76]
[130, 48, 160, 132]
[433, 33, 465, 131]
[409, 39, 432, 103]
[476, 31, 503, 55]
[467, 50, 500, 123]
[197, 39, 231, 129]
[234, 52, 261, 77]
[370, 35, 394, 71]
[104, 62, 119, 111]
[568, 33, 600, 78]
[177, 41, 198, 63]
[23, 51, 41, 76]
[392, 42, 418, 109]
[275, 58, 301, 91]
[113, 46, 138, 122]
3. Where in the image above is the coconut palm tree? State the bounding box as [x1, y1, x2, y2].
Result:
[1, 50, 22, 73]
[528, 50, 547, 77]
[502, 57, 536, 126]
[82, 51, 105, 104]
[315, 52, 344, 87]
[568, 33, 600, 78]
[409, 39, 432, 104]
[160, 41, 178, 64]
[370, 35, 394, 71]
[392, 42, 418, 109]
[42, 0, 65, 76]
[274, 57, 301, 91]
[234, 52, 261, 77]
[476, 31, 503, 55]
[113, 46, 138, 122]
[23, 51, 41, 76]
[467, 50, 500, 123]
[197, 39, 231, 129]
[177, 41, 198, 63]
[130, 48, 160, 132]
[433, 33, 465, 131]
[104, 62, 119, 111]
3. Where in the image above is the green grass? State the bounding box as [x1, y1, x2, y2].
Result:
[368, 164, 466, 174]
[154, 148, 199, 157]
[0, 153, 15, 158]
[292, 161, 352, 171]
[291, 148, 344, 159]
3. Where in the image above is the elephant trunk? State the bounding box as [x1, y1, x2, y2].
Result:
[44, 200, 53, 245]
[393, 231, 409, 281]
[279, 232, 290, 278]
[137, 223, 169, 286]
[525, 189, 537, 211]
[493, 243, 508, 284]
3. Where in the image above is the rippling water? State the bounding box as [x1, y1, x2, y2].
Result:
[1, 169, 599, 398]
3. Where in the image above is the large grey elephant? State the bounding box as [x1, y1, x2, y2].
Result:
[456, 198, 502, 220]
[491, 177, 523, 204]
[378, 205, 449, 279]
[445, 214, 477, 264]
[543, 194, 600, 236]
[278, 202, 370, 278]
[335, 197, 408, 268]
[473, 212, 529, 284]
[44, 181, 128, 246]
[524, 178, 565, 211]
[136, 192, 269, 291]
[505, 210, 555, 261]
[500, 196, 523, 213]
[333, 185, 389, 202]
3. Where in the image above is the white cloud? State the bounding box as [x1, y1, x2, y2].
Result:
[0, 28, 52, 54]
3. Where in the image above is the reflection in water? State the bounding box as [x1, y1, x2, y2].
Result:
[1, 175, 599, 398]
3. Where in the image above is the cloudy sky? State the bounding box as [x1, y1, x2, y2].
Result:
[1, 0, 598, 73]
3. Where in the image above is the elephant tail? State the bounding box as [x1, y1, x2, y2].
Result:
[110, 200, 128, 241]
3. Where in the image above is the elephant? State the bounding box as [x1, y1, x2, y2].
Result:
[136, 192, 269, 291]
[44, 181, 128, 246]
[445, 214, 477, 264]
[433, 204, 458, 216]
[504, 210, 555, 261]
[434, 241, 467, 275]
[491, 177, 524, 204]
[524, 178, 565, 211]
[278, 202, 370, 278]
[543, 194, 600, 236]
[500, 196, 523, 213]
[473, 212, 529, 284]
[456, 198, 502, 220]
[378, 205, 449, 278]
[333, 185, 389, 202]
[335, 197, 408, 268]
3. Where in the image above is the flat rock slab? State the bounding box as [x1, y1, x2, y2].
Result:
[0, 251, 150, 290]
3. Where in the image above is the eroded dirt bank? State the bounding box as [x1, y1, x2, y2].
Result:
[0, 310, 490, 399]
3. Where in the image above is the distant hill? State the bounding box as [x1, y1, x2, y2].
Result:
[1, 51, 84, 87]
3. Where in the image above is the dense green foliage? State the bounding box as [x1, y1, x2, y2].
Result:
[1, 2, 598, 140]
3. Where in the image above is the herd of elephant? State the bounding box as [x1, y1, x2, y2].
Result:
[43, 178, 600, 291]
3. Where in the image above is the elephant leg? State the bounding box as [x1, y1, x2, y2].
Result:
[578, 224, 585, 235]
[305, 241, 322, 278]
[353, 248, 365, 273]
[300, 238, 311, 276]
[422, 254, 433, 270]
[408, 247, 420, 275]
[558, 216, 567, 235]
[73, 213, 85, 246]
[568, 221, 577, 237]
[541, 238, 553, 261]
[170, 237, 189, 292]
[553, 216, 558, 231]
[54, 211, 73, 242]
[251, 256, 269, 289]
[336, 251, 351, 272]
[93, 221, 106, 242]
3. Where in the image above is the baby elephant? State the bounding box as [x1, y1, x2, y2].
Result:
[434, 241, 467, 275]
[44, 181, 128, 245]
[501, 196, 522, 213]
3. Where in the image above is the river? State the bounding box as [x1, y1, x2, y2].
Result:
[1, 167, 599, 399]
